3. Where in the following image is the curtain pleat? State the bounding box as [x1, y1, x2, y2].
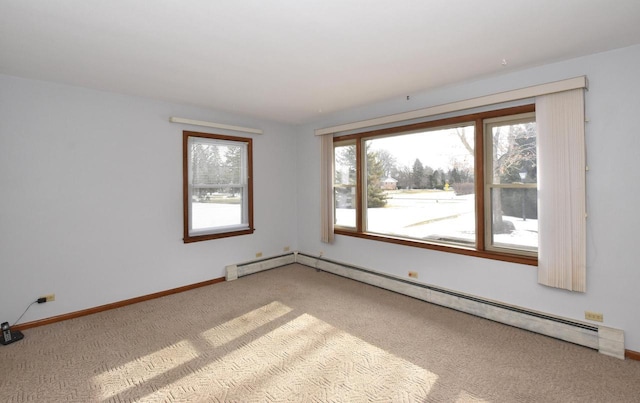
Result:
[536, 89, 586, 292]
[320, 134, 335, 243]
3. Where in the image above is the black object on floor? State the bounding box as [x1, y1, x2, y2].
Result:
[1, 322, 24, 345]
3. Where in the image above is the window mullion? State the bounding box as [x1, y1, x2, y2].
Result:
[356, 138, 364, 232]
[475, 118, 486, 252]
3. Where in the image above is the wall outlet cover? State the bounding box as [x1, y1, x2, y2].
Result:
[585, 311, 604, 322]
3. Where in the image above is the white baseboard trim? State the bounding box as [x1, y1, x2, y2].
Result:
[225, 251, 625, 360]
[225, 252, 296, 281]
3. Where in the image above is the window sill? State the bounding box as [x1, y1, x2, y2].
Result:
[184, 228, 255, 243]
[334, 229, 538, 266]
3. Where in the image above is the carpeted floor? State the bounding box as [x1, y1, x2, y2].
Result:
[2, 263, 640, 402]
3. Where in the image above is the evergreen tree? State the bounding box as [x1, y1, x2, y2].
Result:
[335, 144, 387, 207]
[430, 169, 443, 189]
[367, 149, 387, 208]
[450, 167, 462, 184]
[205, 144, 223, 184]
[191, 143, 223, 199]
[412, 158, 424, 189]
[224, 145, 241, 184]
[334, 145, 356, 185]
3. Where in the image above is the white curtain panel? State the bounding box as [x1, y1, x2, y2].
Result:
[536, 88, 586, 292]
[320, 134, 335, 244]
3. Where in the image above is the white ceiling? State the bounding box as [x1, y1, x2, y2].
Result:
[2, 1, 640, 124]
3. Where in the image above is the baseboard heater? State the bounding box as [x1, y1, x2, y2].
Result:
[225, 252, 296, 280]
[226, 251, 625, 359]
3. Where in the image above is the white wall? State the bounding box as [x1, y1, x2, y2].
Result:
[3, 45, 640, 353]
[296, 44, 640, 352]
[0, 75, 298, 325]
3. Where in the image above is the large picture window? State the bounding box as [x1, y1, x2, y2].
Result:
[183, 131, 254, 243]
[332, 105, 537, 264]
[363, 123, 476, 246]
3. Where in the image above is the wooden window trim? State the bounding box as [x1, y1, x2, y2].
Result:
[333, 104, 537, 266]
[183, 131, 254, 243]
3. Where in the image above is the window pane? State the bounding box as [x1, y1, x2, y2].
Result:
[364, 125, 476, 246]
[490, 187, 538, 251]
[184, 132, 252, 242]
[486, 114, 537, 254]
[190, 139, 247, 234]
[192, 187, 244, 231]
[334, 143, 356, 228]
[490, 120, 537, 185]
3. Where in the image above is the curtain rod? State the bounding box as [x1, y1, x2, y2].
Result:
[169, 117, 263, 135]
[315, 76, 587, 136]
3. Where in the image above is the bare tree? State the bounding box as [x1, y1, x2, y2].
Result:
[375, 149, 397, 177]
[489, 122, 537, 232]
[455, 127, 474, 155]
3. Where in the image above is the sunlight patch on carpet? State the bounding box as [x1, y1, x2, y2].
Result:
[140, 313, 438, 401]
[456, 390, 491, 402]
[92, 339, 199, 400]
[93, 301, 292, 400]
[200, 300, 293, 347]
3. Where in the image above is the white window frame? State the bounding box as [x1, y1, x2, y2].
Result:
[484, 112, 538, 257]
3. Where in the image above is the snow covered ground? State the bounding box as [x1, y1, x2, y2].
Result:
[192, 202, 242, 229]
[336, 190, 538, 250]
[193, 190, 538, 251]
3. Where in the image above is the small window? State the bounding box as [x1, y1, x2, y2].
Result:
[183, 131, 253, 243]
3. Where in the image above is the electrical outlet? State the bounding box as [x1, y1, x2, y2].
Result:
[408, 271, 418, 278]
[585, 311, 603, 322]
[283, 246, 290, 252]
[43, 294, 55, 302]
[255, 252, 263, 258]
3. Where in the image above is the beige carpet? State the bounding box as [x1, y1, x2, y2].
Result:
[2, 263, 640, 402]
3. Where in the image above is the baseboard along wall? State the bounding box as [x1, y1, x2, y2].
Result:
[225, 252, 296, 281]
[11, 251, 635, 361]
[14, 277, 225, 332]
[227, 252, 627, 360]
